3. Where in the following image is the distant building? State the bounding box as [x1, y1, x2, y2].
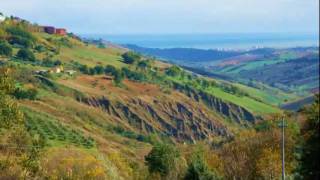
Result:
[48, 66, 63, 73]
[35, 69, 48, 75]
[55, 28, 67, 36]
[65, 70, 76, 75]
[43, 26, 56, 34]
[12, 16, 23, 22]
[53, 66, 63, 73]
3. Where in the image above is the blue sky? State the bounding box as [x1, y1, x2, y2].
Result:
[1, 0, 319, 34]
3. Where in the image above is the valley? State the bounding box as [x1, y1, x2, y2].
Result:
[127, 45, 319, 108]
[0, 14, 319, 179]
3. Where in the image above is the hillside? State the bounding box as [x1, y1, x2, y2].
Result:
[0, 15, 315, 179]
[127, 45, 318, 102]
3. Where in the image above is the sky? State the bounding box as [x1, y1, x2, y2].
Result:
[0, 0, 319, 35]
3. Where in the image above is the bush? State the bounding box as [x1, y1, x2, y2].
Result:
[166, 65, 181, 76]
[93, 65, 104, 74]
[0, 41, 12, 56]
[16, 48, 35, 61]
[35, 45, 46, 52]
[8, 36, 33, 48]
[104, 65, 117, 75]
[122, 51, 141, 64]
[121, 67, 146, 82]
[113, 69, 124, 85]
[137, 60, 149, 69]
[184, 153, 219, 180]
[6, 26, 35, 41]
[42, 58, 62, 67]
[79, 64, 89, 74]
[13, 88, 38, 100]
[145, 143, 181, 177]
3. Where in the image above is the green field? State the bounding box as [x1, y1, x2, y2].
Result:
[168, 76, 281, 114]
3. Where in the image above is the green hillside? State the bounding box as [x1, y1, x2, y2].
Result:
[0, 15, 314, 179]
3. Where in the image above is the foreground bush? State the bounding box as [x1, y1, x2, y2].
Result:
[184, 152, 220, 180]
[40, 148, 107, 179]
[145, 143, 187, 179]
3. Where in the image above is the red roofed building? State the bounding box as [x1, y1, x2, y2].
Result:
[55, 28, 67, 36]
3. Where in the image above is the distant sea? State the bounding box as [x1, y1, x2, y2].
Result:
[82, 33, 319, 50]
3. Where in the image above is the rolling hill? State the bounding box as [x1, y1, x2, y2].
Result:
[126, 45, 318, 107]
[0, 15, 315, 179]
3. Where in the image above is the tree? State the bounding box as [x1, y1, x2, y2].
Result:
[94, 65, 104, 74]
[0, 68, 24, 128]
[166, 65, 181, 77]
[40, 148, 107, 179]
[6, 26, 35, 42]
[9, 36, 33, 48]
[122, 51, 141, 64]
[0, 41, 12, 56]
[104, 65, 116, 75]
[17, 48, 35, 61]
[137, 60, 149, 70]
[113, 69, 124, 85]
[79, 64, 89, 74]
[145, 143, 181, 177]
[0, 67, 43, 178]
[13, 88, 38, 100]
[184, 152, 219, 180]
[256, 148, 281, 179]
[300, 94, 320, 179]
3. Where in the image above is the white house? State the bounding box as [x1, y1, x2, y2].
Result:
[65, 70, 77, 75]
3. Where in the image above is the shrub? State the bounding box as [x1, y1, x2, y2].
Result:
[79, 64, 89, 74]
[0, 41, 12, 56]
[121, 67, 146, 82]
[13, 88, 38, 100]
[41, 149, 107, 179]
[184, 153, 219, 180]
[93, 65, 104, 74]
[113, 69, 124, 85]
[145, 143, 181, 177]
[104, 65, 117, 75]
[8, 36, 33, 48]
[6, 26, 35, 41]
[166, 65, 181, 77]
[16, 48, 35, 61]
[122, 51, 141, 64]
[42, 58, 62, 67]
[137, 60, 149, 69]
[35, 45, 46, 52]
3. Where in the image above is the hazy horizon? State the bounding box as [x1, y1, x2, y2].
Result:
[82, 32, 319, 50]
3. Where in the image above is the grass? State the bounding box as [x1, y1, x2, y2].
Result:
[205, 86, 280, 114]
[58, 46, 125, 67]
[233, 82, 298, 106]
[219, 52, 299, 74]
[168, 76, 280, 114]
